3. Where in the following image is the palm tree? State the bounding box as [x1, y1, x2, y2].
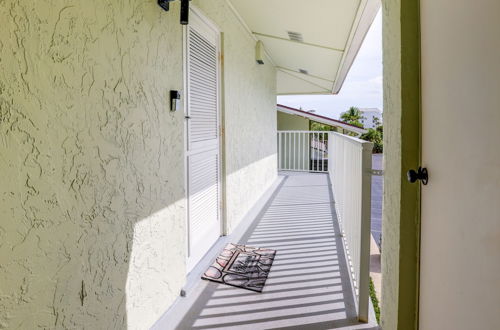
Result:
[360, 127, 383, 153]
[340, 106, 365, 128]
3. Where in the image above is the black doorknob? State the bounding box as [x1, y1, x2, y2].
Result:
[407, 167, 428, 185]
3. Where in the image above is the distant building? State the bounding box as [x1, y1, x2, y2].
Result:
[359, 108, 383, 129]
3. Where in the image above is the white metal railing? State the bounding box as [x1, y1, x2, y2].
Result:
[277, 130, 373, 322]
[277, 131, 328, 172]
[328, 132, 373, 323]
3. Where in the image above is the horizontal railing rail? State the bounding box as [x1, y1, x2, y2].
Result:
[277, 131, 329, 173]
[328, 132, 373, 322]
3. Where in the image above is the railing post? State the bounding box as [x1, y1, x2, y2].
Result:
[358, 142, 373, 322]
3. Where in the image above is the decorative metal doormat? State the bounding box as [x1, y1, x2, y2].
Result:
[201, 243, 276, 292]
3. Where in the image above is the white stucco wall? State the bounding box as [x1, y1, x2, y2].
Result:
[0, 1, 277, 329]
[381, 1, 405, 329]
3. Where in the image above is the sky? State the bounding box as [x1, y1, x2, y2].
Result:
[277, 10, 382, 120]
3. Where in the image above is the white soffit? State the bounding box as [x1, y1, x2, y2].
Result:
[228, 0, 380, 95]
[277, 70, 332, 95]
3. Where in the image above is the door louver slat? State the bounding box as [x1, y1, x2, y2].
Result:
[188, 152, 219, 243]
[188, 29, 218, 144]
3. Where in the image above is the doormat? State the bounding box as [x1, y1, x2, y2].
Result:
[201, 243, 276, 292]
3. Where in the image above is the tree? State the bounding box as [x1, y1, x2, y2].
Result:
[360, 126, 383, 153]
[340, 106, 365, 128]
[310, 121, 333, 131]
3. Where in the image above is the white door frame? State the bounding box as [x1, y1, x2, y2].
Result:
[183, 6, 224, 273]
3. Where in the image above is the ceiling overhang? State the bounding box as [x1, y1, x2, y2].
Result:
[227, 0, 380, 95]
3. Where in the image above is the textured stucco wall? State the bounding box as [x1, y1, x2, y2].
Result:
[381, 2, 402, 326]
[0, 1, 186, 329]
[277, 112, 309, 131]
[0, 0, 277, 329]
[193, 1, 278, 232]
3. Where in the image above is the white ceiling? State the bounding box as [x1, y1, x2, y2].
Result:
[228, 0, 380, 95]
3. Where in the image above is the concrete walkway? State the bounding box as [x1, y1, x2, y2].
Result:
[169, 172, 378, 330]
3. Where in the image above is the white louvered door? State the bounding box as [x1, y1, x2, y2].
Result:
[185, 9, 221, 272]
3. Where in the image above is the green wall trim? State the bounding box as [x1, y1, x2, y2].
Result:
[399, 0, 421, 328]
[381, 0, 421, 329]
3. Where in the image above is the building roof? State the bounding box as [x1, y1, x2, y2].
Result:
[227, 0, 380, 95]
[277, 104, 367, 135]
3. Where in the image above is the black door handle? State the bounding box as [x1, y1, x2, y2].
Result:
[407, 167, 428, 185]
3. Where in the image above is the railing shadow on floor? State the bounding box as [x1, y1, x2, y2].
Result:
[174, 172, 378, 330]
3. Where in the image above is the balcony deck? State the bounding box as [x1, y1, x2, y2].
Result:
[160, 172, 378, 329]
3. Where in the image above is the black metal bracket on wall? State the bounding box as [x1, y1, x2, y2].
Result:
[157, 0, 174, 11]
[157, 0, 191, 25]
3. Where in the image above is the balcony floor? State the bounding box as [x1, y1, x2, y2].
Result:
[168, 172, 378, 330]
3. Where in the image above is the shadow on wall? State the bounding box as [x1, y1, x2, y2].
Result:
[0, 0, 277, 329]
